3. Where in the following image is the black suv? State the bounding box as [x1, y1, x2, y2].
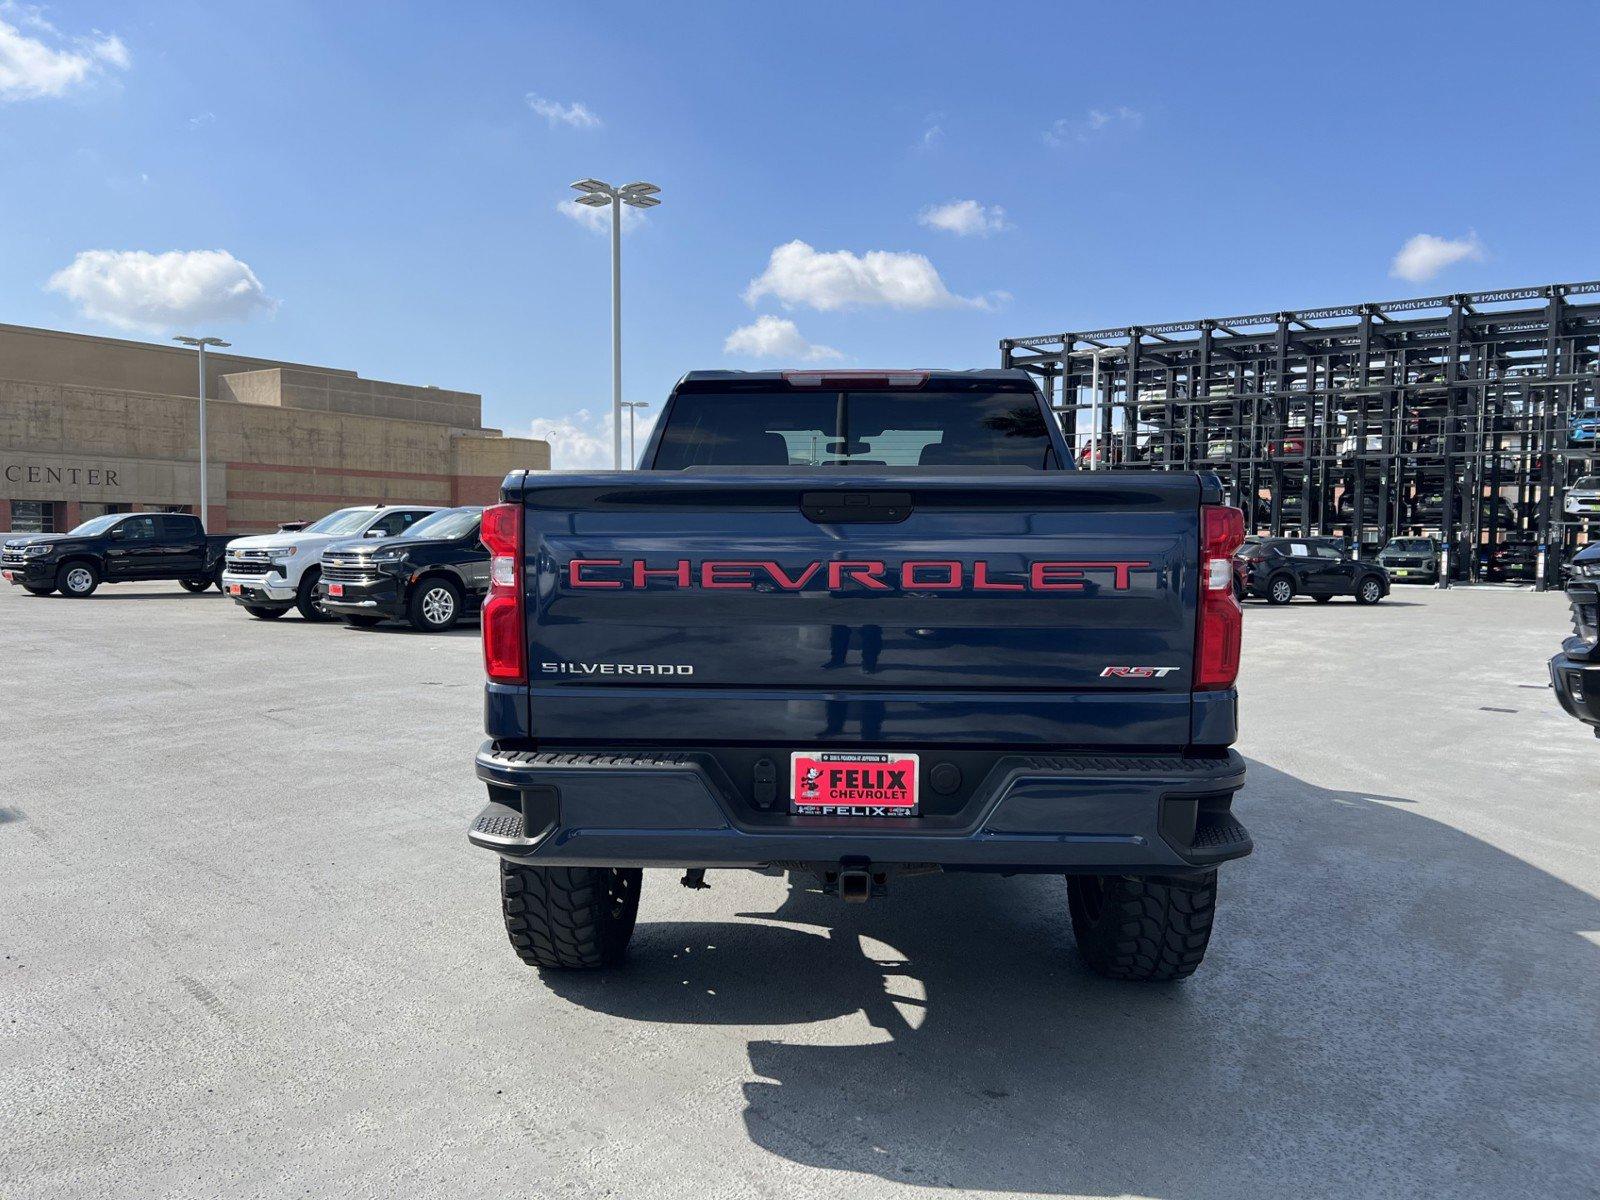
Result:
[1234, 536, 1389, 605]
[316, 506, 487, 631]
[1550, 543, 1600, 734]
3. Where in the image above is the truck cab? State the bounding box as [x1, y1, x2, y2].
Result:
[221, 503, 440, 620]
[467, 369, 1252, 983]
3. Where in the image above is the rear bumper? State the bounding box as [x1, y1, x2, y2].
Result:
[468, 743, 1250, 873]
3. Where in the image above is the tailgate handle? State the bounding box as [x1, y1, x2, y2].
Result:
[800, 491, 913, 524]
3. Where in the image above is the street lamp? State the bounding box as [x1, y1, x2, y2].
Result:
[570, 178, 661, 469]
[173, 335, 231, 526]
[621, 401, 650, 468]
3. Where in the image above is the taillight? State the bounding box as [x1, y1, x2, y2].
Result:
[1196, 505, 1245, 690]
[480, 502, 525, 683]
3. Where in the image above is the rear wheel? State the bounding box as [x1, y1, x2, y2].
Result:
[22, 584, 54, 596]
[409, 577, 461, 632]
[56, 561, 99, 597]
[178, 578, 211, 593]
[1266, 574, 1295, 605]
[500, 862, 642, 969]
[1355, 576, 1384, 605]
[1067, 872, 1216, 982]
[295, 568, 331, 621]
[244, 604, 285, 619]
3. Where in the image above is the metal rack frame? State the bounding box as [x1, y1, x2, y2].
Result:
[1000, 282, 1600, 588]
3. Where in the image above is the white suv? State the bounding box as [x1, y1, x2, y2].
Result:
[222, 504, 440, 620]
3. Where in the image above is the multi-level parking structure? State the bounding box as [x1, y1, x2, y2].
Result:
[1000, 281, 1600, 588]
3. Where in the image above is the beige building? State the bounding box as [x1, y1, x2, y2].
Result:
[0, 323, 549, 533]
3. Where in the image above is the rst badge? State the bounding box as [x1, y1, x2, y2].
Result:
[1100, 666, 1182, 678]
[791, 751, 919, 817]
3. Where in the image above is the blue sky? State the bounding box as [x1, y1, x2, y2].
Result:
[3, 0, 1597, 465]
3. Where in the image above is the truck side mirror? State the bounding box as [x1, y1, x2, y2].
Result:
[363, 528, 384, 538]
[108, 526, 125, 540]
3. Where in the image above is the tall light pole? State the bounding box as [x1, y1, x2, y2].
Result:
[173, 335, 230, 525]
[621, 401, 650, 468]
[570, 179, 661, 469]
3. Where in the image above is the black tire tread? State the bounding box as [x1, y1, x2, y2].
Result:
[1068, 873, 1216, 982]
[499, 862, 641, 970]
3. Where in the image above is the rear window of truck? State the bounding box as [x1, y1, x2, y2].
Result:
[651, 390, 1057, 470]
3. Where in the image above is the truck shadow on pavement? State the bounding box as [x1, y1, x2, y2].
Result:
[542, 759, 1599, 1198]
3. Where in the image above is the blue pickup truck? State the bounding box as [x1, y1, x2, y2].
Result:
[468, 369, 1251, 982]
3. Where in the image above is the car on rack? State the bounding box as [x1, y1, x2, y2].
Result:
[1569, 414, 1600, 446]
[1233, 536, 1388, 604]
[316, 505, 487, 631]
[1486, 534, 1541, 582]
[1411, 489, 1517, 530]
[468, 368, 1253, 983]
[221, 503, 440, 620]
[1564, 476, 1600, 518]
[1549, 542, 1600, 734]
[1, 511, 233, 597]
[1375, 536, 1468, 584]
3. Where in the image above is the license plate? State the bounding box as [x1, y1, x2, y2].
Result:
[327, 583, 344, 597]
[791, 751, 919, 817]
[228, 583, 242, 595]
[1394, 569, 1410, 576]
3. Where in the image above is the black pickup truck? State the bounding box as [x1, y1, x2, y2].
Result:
[467, 369, 1252, 983]
[1, 511, 233, 597]
[1550, 542, 1600, 733]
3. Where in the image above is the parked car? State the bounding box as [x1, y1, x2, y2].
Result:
[221, 503, 441, 620]
[1486, 535, 1540, 582]
[1549, 542, 1600, 734]
[469, 367, 1252, 982]
[1234, 536, 1388, 605]
[1411, 490, 1516, 529]
[1, 511, 232, 597]
[1564, 476, 1600, 518]
[1569, 414, 1600, 446]
[1375, 536, 1467, 583]
[316, 505, 487, 631]
[1335, 490, 1394, 524]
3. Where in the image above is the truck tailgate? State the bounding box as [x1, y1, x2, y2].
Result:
[516, 470, 1203, 748]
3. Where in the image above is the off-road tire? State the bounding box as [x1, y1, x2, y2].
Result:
[295, 568, 331, 621]
[1067, 872, 1217, 982]
[500, 862, 642, 970]
[345, 614, 384, 628]
[245, 604, 285, 619]
[22, 584, 54, 596]
[1266, 574, 1295, 605]
[1355, 576, 1384, 605]
[56, 561, 99, 597]
[178, 578, 211, 593]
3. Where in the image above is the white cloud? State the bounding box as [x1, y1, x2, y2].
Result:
[528, 406, 659, 470]
[187, 110, 214, 128]
[1043, 106, 1143, 147]
[918, 199, 1010, 238]
[724, 316, 842, 363]
[0, 5, 128, 101]
[1389, 232, 1485, 283]
[916, 121, 944, 152]
[525, 93, 601, 129]
[46, 248, 276, 333]
[743, 240, 992, 312]
[556, 197, 647, 235]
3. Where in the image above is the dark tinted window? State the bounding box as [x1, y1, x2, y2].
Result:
[117, 516, 158, 542]
[652, 390, 1056, 470]
[158, 514, 200, 538]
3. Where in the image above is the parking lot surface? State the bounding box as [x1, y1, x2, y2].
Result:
[3, 582, 1597, 1199]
